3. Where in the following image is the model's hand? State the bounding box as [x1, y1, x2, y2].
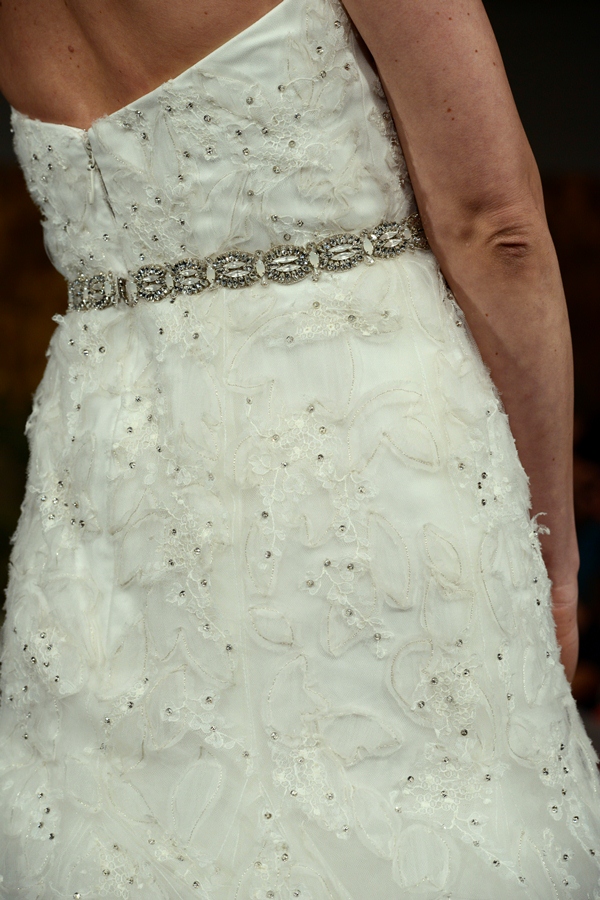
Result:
[552, 580, 579, 683]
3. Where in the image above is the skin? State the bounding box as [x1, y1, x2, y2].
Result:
[0, 0, 579, 679]
[340, 0, 579, 679]
[0, 0, 282, 128]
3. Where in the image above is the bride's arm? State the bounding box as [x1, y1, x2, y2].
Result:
[342, 0, 580, 679]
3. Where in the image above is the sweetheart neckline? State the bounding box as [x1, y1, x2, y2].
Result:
[10, 0, 289, 138]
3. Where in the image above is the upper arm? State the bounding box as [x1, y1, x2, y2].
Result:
[341, 0, 545, 241]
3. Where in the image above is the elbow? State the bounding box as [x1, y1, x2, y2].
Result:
[483, 217, 541, 265]
[421, 150, 550, 268]
[430, 199, 552, 274]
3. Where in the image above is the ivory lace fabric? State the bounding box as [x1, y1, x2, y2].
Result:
[2, 0, 600, 896]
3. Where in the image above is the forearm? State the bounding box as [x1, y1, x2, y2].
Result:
[430, 209, 579, 587]
[339, 0, 580, 675]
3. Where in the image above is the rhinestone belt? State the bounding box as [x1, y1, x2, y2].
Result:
[66, 214, 428, 312]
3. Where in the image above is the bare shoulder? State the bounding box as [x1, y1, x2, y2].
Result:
[340, 0, 510, 128]
[340, 0, 540, 228]
[0, 0, 282, 129]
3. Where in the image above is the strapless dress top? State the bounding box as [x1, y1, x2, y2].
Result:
[11, 0, 412, 284]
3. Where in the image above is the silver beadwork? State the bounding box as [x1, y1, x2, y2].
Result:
[317, 233, 364, 271]
[263, 245, 312, 284]
[369, 218, 421, 257]
[65, 215, 428, 311]
[213, 250, 259, 288]
[172, 259, 209, 295]
[135, 265, 172, 302]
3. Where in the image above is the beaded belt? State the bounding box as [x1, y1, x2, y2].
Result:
[66, 214, 428, 312]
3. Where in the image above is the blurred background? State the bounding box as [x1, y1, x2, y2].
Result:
[0, 0, 599, 734]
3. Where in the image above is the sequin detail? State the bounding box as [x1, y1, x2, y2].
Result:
[66, 216, 427, 311]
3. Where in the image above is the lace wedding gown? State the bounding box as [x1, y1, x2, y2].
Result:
[1, 0, 600, 896]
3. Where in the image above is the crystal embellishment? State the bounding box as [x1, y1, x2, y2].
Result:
[263, 245, 312, 283]
[213, 251, 259, 289]
[316, 233, 364, 271]
[135, 265, 173, 302]
[65, 215, 428, 310]
[171, 259, 210, 295]
[369, 216, 428, 257]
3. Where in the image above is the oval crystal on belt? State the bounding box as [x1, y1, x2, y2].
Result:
[263, 245, 312, 284]
[369, 222, 410, 258]
[171, 259, 209, 295]
[134, 265, 172, 301]
[68, 276, 88, 311]
[316, 234, 364, 271]
[86, 273, 116, 309]
[213, 251, 259, 288]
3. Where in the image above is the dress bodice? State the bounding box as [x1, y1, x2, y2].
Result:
[10, 0, 412, 282]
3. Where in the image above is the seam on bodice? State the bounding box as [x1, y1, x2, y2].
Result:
[10, 0, 413, 284]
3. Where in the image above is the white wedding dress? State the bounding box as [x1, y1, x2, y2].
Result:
[2, 0, 600, 896]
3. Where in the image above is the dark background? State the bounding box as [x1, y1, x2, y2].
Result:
[485, 0, 600, 177]
[0, 0, 599, 721]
